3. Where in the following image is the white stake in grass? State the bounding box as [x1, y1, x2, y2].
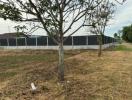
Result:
[31, 83, 37, 91]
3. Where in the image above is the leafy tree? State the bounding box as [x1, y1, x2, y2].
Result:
[114, 32, 121, 43]
[0, 0, 105, 81]
[114, 33, 118, 38]
[86, 0, 126, 57]
[117, 30, 122, 43]
[122, 24, 132, 43]
[86, 0, 115, 57]
[0, 0, 127, 81]
[14, 25, 27, 37]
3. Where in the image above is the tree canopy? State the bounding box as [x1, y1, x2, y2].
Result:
[122, 24, 132, 43]
[85, 0, 115, 57]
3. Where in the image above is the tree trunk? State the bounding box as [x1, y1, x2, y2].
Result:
[98, 41, 102, 57]
[58, 42, 64, 81]
[98, 35, 103, 57]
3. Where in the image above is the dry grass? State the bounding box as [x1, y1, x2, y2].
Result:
[0, 48, 132, 100]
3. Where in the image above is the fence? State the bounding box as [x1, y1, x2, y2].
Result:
[0, 35, 116, 50]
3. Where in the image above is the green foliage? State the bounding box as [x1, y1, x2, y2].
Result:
[14, 25, 27, 37]
[113, 45, 132, 51]
[114, 33, 118, 38]
[122, 24, 132, 43]
[114, 32, 122, 43]
[0, 3, 22, 21]
[78, 0, 85, 5]
[0, 72, 16, 78]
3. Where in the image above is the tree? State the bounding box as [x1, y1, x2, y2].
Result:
[87, 0, 127, 57]
[0, 0, 127, 81]
[86, 0, 115, 57]
[115, 0, 127, 5]
[114, 33, 118, 38]
[0, 0, 105, 81]
[114, 32, 121, 43]
[122, 24, 132, 43]
[117, 30, 122, 43]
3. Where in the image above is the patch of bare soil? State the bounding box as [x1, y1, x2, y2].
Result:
[0, 50, 132, 100]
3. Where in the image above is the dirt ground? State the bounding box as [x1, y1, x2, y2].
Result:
[122, 43, 132, 49]
[0, 47, 132, 100]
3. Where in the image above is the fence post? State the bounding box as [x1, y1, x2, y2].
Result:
[47, 36, 48, 46]
[16, 37, 18, 46]
[106, 37, 108, 44]
[7, 38, 9, 46]
[103, 36, 105, 45]
[86, 36, 88, 45]
[25, 37, 27, 47]
[36, 37, 37, 46]
[72, 36, 74, 50]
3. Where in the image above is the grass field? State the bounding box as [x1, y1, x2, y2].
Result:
[0, 44, 132, 100]
[113, 44, 132, 51]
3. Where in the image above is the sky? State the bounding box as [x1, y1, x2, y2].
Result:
[0, 0, 132, 37]
[105, 0, 132, 36]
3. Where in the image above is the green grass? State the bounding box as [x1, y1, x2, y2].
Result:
[0, 54, 57, 63]
[113, 45, 132, 51]
[0, 72, 16, 77]
[0, 53, 58, 69]
[0, 72, 17, 81]
[0, 50, 84, 69]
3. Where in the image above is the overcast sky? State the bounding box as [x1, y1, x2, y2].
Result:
[0, 0, 132, 37]
[105, 0, 132, 36]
